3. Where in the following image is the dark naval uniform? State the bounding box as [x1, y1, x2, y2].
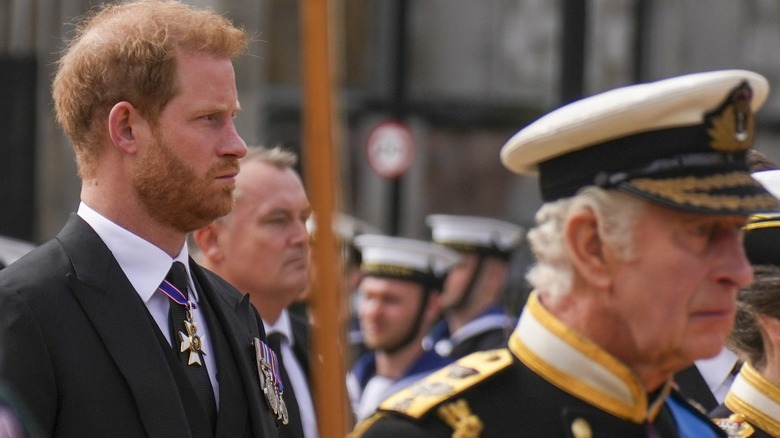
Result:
[350, 293, 725, 438]
[710, 362, 776, 437]
[348, 349, 452, 422]
[424, 306, 514, 360]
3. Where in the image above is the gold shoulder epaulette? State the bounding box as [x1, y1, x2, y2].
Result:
[378, 349, 513, 419]
[348, 412, 388, 438]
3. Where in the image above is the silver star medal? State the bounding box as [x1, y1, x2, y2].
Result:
[278, 395, 289, 425]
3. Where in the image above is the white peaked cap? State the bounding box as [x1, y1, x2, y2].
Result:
[426, 214, 523, 256]
[499, 69, 779, 215]
[353, 234, 460, 288]
[751, 169, 780, 200]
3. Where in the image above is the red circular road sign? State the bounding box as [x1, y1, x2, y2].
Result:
[365, 120, 416, 179]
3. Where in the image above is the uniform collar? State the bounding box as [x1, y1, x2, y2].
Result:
[509, 291, 671, 424]
[725, 362, 780, 436]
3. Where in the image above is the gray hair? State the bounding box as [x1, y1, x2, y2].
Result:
[525, 187, 646, 302]
[235, 145, 299, 198]
[242, 145, 298, 168]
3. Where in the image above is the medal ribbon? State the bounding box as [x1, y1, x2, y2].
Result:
[158, 278, 198, 310]
[258, 340, 284, 393]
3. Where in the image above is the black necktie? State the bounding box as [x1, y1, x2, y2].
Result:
[267, 332, 305, 438]
[166, 261, 218, 432]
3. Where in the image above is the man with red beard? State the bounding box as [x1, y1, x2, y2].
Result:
[194, 146, 317, 438]
[346, 235, 459, 422]
[0, 1, 280, 437]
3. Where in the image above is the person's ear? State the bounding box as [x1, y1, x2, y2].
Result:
[108, 101, 146, 155]
[192, 224, 224, 263]
[424, 289, 443, 321]
[565, 207, 612, 291]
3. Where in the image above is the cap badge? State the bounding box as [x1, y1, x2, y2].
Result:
[707, 82, 755, 153]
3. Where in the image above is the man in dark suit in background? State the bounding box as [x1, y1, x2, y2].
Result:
[194, 146, 318, 438]
[0, 1, 279, 437]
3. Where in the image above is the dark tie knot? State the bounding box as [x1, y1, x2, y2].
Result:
[267, 332, 287, 358]
[166, 261, 190, 299]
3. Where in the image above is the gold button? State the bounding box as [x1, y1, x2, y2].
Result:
[571, 417, 592, 438]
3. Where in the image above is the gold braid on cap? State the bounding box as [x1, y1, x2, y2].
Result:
[628, 172, 778, 210]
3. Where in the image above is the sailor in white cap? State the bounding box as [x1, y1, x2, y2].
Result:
[423, 214, 523, 359]
[351, 70, 780, 438]
[346, 235, 459, 423]
[306, 213, 381, 365]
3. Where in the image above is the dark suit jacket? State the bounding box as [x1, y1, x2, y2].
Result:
[0, 215, 279, 438]
[674, 364, 719, 412]
[288, 309, 311, 380]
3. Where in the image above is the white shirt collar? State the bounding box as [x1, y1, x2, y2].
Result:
[263, 309, 294, 347]
[77, 202, 196, 303]
[694, 347, 739, 392]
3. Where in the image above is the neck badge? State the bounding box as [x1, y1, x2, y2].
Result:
[159, 279, 206, 366]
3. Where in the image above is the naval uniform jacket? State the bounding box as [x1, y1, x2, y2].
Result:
[424, 306, 515, 360]
[348, 349, 451, 422]
[710, 362, 779, 437]
[0, 215, 280, 438]
[351, 292, 725, 438]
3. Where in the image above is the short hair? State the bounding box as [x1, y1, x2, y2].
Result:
[729, 264, 780, 368]
[525, 187, 646, 302]
[52, 0, 248, 179]
[241, 145, 298, 169]
[216, 145, 300, 225]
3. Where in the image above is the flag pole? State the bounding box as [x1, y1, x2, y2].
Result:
[300, 0, 350, 436]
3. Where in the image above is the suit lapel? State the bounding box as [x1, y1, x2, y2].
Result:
[190, 261, 279, 437]
[674, 365, 719, 412]
[59, 216, 192, 438]
[191, 270, 248, 438]
[290, 312, 311, 380]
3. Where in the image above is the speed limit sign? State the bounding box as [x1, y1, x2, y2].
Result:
[365, 120, 416, 179]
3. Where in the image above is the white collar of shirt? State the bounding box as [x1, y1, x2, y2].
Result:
[77, 202, 198, 303]
[263, 309, 294, 346]
[694, 347, 739, 395]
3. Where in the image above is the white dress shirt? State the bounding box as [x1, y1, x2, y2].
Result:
[694, 347, 740, 405]
[77, 202, 220, 404]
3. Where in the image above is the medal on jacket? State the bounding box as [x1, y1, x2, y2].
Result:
[253, 338, 288, 423]
[159, 279, 206, 366]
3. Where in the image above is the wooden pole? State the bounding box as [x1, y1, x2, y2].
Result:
[300, 0, 350, 436]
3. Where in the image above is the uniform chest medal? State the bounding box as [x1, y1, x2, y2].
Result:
[253, 338, 289, 424]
